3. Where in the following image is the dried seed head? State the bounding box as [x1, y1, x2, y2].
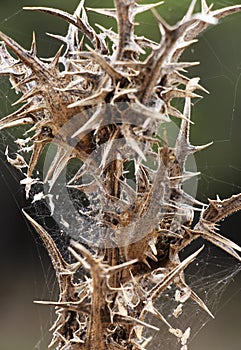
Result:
[1, 1, 241, 350]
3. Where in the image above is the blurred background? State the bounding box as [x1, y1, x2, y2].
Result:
[0, 0, 240, 349]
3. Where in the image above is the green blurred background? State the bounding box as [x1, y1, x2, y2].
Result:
[0, 1, 240, 349]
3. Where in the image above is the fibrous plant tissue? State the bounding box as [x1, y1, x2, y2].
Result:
[0, 1, 241, 349]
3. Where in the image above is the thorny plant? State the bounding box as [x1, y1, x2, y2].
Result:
[0, 1, 241, 349]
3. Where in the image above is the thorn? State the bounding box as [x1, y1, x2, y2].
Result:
[11, 87, 42, 106]
[149, 239, 157, 256]
[212, 5, 241, 20]
[201, 0, 210, 14]
[194, 223, 241, 262]
[51, 44, 64, 68]
[47, 147, 73, 191]
[68, 246, 91, 271]
[85, 44, 124, 81]
[125, 136, 147, 162]
[175, 96, 191, 152]
[116, 314, 160, 331]
[128, 98, 170, 123]
[163, 88, 202, 100]
[145, 250, 158, 262]
[107, 259, 138, 273]
[145, 301, 172, 328]
[190, 288, 215, 318]
[71, 103, 103, 139]
[151, 9, 173, 38]
[196, 83, 209, 94]
[0, 113, 34, 130]
[133, 2, 164, 17]
[18, 104, 46, 117]
[44, 146, 68, 183]
[190, 141, 213, 153]
[73, 0, 85, 21]
[67, 182, 98, 194]
[48, 336, 59, 349]
[12, 74, 36, 89]
[27, 140, 47, 178]
[24, 6, 106, 51]
[22, 210, 69, 274]
[148, 245, 205, 300]
[175, 189, 206, 207]
[70, 239, 101, 269]
[0, 30, 48, 76]
[170, 171, 201, 182]
[34, 300, 64, 306]
[164, 61, 199, 73]
[181, 0, 198, 23]
[30, 31, 37, 56]
[143, 258, 152, 269]
[165, 105, 182, 119]
[86, 7, 117, 19]
[177, 279, 215, 318]
[68, 88, 112, 108]
[176, 40, 198, 50]
[46, 32, 67, 44]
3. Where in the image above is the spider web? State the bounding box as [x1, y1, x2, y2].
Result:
[144, 244, 241, 350]
[0, 1, 240, 350]
[185, 247, 241, 350]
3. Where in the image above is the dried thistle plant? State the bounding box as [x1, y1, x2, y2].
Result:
[0, 1, 241, 349]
